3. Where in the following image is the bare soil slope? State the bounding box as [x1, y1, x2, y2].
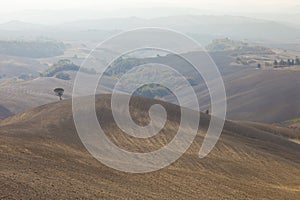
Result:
[189, 68, 300, 123]
[0, 94, 300, 199]
[0, 75, 110, 119]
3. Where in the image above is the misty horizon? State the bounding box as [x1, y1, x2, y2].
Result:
[0, 1, 299, 25]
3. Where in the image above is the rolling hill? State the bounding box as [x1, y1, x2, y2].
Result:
[0, 73, 111, 119]
[0, 77, 74, 118]
[0, 94, 299, 199]
[188, 67, 300, 123]
[0, 55, 46, 78]
[100, 50, 300, 123]
[1, 49, 300, 124]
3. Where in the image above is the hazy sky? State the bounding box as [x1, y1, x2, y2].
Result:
[1, 0, 299, 12]
[0, 0, 299, 24]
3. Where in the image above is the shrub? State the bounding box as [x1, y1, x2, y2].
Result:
[55, 72, 71, 80]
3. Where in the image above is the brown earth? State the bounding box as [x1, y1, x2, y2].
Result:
[0, 94, 299, 199]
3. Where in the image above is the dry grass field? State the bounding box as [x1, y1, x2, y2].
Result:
[0, 94, 299, 199]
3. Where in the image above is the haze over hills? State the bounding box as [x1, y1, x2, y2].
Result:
[0, 94, 299, 199]
[0, 15, 299, 43]
[1, 6, 299, 25]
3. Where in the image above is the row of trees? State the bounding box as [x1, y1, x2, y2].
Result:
[41, 59, 97, 78]
[274, 57, 300, 66]
[133, 83, 171, 99]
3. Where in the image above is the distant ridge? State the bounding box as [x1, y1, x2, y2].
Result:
[0, 15, 299, 41]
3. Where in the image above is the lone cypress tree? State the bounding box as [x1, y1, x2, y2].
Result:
[54, 88, 64, 101]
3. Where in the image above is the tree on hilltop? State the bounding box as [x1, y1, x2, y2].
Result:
[54, 88, 64, 101]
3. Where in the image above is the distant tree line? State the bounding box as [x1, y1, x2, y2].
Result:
[133, 83, 172, 99]
[41, 59, 97, 79]
[18, 73, 35, 80]
[274, 57, 300, 67]
[103, 57, 146, 77]
[104, 57, 198, 86]
[0, 40, 65, 58]
[207, 38, 274, 55]
[55, 72, 71, 80]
